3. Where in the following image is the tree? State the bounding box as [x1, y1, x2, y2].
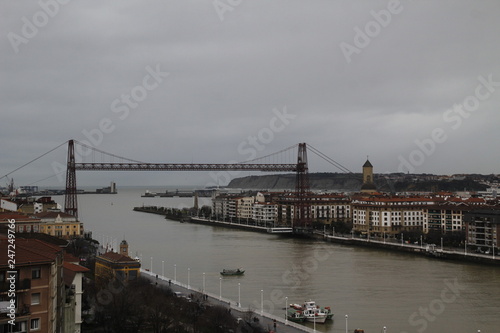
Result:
[197, 305, 237, 333]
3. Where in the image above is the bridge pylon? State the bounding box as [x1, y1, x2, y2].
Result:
[294, 143, 311, 231]
[64, 140, 78, 218]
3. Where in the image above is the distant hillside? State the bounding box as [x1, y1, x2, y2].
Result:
[227, 173, 363, 191]
[227, 173, 489, 192]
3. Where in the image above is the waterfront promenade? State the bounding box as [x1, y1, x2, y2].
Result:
[189, 215, 500, 265]
[141, 269, 316, 333]
[321, 232, 500, 266]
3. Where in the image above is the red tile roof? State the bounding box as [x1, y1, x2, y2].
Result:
[0, 212, 40, 222]
[0, 238, 63, 267]
[98, 251, 136, 263]
[34, 211, 76, 219]
[63, 262, 89, 286]
[64, 253, 80, 263]
[63, 261, 89, 273]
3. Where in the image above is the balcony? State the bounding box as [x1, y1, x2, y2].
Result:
[0, 279, 31, 293]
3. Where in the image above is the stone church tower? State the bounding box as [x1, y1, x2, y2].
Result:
[120, 239, 129, 256]
[360, 159, 377, 194]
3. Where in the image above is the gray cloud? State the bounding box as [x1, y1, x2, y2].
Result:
[2, 0, 500, 187]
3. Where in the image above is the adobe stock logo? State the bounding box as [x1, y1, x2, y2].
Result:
[205, 106, 295, 187]
[398, 74, 500, 173]
[51, 64, 169, 182]
[7, 0, 72, 54]
[212, 0, 243, 22]
[340, 0, 403, 64]
[401, 277, 466, 333]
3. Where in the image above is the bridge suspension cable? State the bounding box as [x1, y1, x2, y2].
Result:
[71, 140, 298, 172]
[307, 144, 353, 173]
[242, 144, 299, 165]
[0, 141, 68, 182]
[73, 140, 146, 164]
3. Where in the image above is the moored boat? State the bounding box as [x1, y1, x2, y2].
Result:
[322, 306, 333, 320]
[304, 300, 333, 323]
[302, 307, 328, 323]
[288, 300, 333, 323]
[220, 268, 245, 276]
[286, 308, 305, 322]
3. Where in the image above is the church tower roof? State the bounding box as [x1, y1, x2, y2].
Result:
[363, 159, 373, 168]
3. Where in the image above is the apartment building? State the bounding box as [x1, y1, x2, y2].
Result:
[0, 213, 42, 235]
[0, 238, 65, 333]
[463, 209, 500, 249]
[252, 202, 277, 226]
[34, 212, 83, 240]
[351, 196, 434, 235]
[310, 194, 351, 223]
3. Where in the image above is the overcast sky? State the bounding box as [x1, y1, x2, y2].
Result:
[1, 0, 500, 188]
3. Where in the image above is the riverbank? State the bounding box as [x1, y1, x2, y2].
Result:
[141, 269, 315, 333]
[134, 207, 500, 267]
[133, 205, 187, 221]
[318, 233, 500, 266]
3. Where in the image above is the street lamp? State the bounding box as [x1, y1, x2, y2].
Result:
[238, 283, 241, 307]
[401, 233, 404, 246]
[383, 326, 387, 333]
[219, 277, 222, 300]
[150, 257, 153, 273]
[162, 260, 164, 278]
[285, 296, 288, 325]
[261, 290, 263, 316]
[420, 235, 423, 249]
[203, 272, 206, 293]
[188, 268, 190, 289]
[345, 314, 348, 333]
[174, 264, 177, 282]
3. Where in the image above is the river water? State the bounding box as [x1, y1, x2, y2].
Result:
[55, 187, 500, 332]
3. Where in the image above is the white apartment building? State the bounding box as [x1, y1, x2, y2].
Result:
[253, 202, 278, 226]
[351, 196, 434, 235]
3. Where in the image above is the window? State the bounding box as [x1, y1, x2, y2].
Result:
[4, 320, 27, 332]
[31, 293, 40, 305]
[30, 318, 40, 330]
[32, 268, 41, 279]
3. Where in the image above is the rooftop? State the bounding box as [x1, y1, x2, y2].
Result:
[0, 237, 63, 267]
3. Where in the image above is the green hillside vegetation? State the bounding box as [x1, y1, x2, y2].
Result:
[227, 173, 489, 192]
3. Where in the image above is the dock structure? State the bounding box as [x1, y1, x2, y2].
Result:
[190, 217, 297, 234]
[267, 227, 294, 234]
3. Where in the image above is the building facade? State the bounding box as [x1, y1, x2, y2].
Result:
[34, 212, 83, 240]
[351, 196, 434, 235]
[0, 239, 65, 333]
[464, 209, 500, 250]
[95, 240, 141, 283]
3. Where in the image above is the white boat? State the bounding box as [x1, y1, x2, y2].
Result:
[302, 300, 329, 323]
[302, 307, 328, 323]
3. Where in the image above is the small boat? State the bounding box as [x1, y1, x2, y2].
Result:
[323, 306, 333, 320]
[287, 308, 305, 322]
[220, 268, 245, 276]
[302, 300, 332, 323]
[302, 307, 328, 323]
[141, 190, 157, 197]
